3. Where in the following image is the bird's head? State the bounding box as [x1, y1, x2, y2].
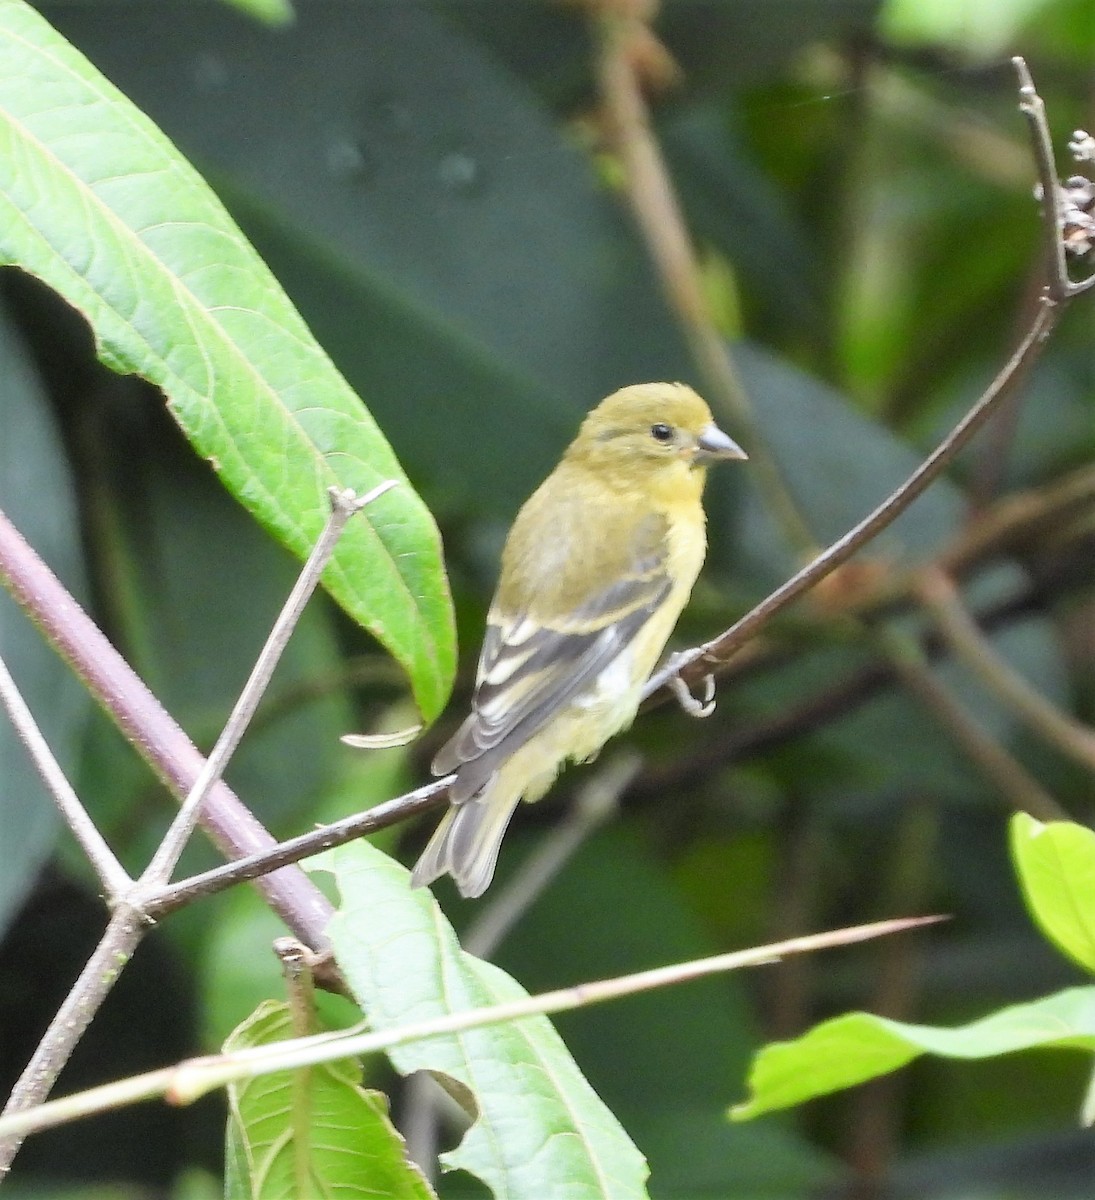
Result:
[568, 383, 746, 493]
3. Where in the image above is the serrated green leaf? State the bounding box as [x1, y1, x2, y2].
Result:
[224, 999, 434, 1200]
[37, 3, 694, 521]
[732, 986, 1095, 1121]
[1011, 813, 1095, 974]
[0, 0, 454, 720]
[314, 841, 650, 1200]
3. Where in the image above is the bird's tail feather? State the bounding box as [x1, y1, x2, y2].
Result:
[409, 784, 522, 898]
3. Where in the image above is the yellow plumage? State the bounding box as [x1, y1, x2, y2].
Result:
[411, 382, 746, 897]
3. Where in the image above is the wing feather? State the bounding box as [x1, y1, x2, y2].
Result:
[432, 512, 671, 796]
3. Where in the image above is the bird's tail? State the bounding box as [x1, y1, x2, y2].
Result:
[410, 783, 522, 899]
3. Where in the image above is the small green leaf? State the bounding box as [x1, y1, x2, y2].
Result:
[732, 987, 1095, 1121]
[1011, 813, 1095, 974]
[0, 1, 454, 720]
[313, 841, 651, 1200]
[224, 1000, 434, 1200]
[219, 0, 295, 27]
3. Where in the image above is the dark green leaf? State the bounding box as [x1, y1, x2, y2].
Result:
[0, 310, 89, 935]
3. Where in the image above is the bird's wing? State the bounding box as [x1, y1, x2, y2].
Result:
[432, 512, 672, 794]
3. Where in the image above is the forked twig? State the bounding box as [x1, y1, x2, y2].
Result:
[0, 485, 392, 1175]
[0, 505, 333, 939]
[141, 482, 396, 889]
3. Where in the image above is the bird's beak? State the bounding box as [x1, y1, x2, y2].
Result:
[695, 423, 747, 462]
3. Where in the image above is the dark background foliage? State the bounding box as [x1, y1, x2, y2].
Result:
[1, 1, 1092, 1196]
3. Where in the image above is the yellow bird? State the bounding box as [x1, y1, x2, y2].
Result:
[411, 382, 746, 897]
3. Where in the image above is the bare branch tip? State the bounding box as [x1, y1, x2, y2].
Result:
[326, 479, 399, 517]
[1012, 56, 1034, 91]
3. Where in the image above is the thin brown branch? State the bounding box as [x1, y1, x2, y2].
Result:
[149, 777, 451, 915]
[643, 295, 1059, 703]
[141, 482, 395, 889]
[0, 914, 945, 1145]
[0, 906, 144, 1175]
[0, 652, 131, 901]
[917, 567, 1095, 772]
[593, 8, 817, 554]
[876, 627, 1067, 822]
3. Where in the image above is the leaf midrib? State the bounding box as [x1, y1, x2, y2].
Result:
[0, 18, 431, 645]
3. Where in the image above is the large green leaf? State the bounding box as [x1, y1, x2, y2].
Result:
[314, 841, 650, 1200]
[1011, 814, 1095, 975]
[38, 1, 694, 522]
[731, 986, 1095, 1121]
[224, 1000, 434, 1200]
[0, 0, 453, 720]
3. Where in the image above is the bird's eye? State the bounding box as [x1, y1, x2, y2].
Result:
[650, 423, 674, 443]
